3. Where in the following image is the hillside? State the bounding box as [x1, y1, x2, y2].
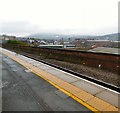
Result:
[26, 33, 118, 41]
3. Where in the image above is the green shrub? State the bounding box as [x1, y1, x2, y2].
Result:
[7, 40, 28, 46]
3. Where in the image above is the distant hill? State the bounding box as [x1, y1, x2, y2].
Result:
[27, 33, 93, 40]
[94, 33, 119, 41]
[26, 33, 119, 41]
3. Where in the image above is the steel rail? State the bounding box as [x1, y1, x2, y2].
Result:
[23, 53, 120, 93]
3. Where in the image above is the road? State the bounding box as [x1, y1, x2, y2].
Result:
[1, 53, 92, 111]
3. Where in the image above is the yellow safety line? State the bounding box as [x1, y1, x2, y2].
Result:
[1, 51, 100, 112]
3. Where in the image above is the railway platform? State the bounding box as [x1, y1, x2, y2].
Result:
[0, 47, 119, 112]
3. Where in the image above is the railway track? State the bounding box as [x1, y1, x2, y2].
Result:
[3, 44, 120, 73]
[22, 53, 120, 93]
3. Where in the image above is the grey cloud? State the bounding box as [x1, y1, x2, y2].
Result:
[0, 21, 40, 34]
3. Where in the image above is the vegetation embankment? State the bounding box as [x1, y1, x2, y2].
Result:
[7, 40, 27, 45]
[6, 40, 34, 46]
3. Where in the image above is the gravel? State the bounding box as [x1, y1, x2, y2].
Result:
[44, 59, 119, 87]
[13, 51, 120, 87]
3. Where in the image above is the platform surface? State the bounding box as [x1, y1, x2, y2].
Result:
[0, 47, 119, 112]
[1, 53, 92, 111]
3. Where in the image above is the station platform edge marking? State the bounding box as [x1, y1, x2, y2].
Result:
[0, 48, 118, 112]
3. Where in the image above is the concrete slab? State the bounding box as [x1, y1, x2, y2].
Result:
[46, 69, 79, 83]
[72, 80, 105, 95]
[59, 82, 82, 94]
[26, 60, 41, 66]
[46, 69, 61, 74]
[104, 105, 118, 111]
[32, 63, 41, 67]
[56, 73, 79, 83]
[37, 65, 51, 70]
[74, 91, 94, 102]
[96, 90, 119, 108]
[27, 60, 35, 63]
[23, 58, 32, 62]
[87, 97, 111, 111]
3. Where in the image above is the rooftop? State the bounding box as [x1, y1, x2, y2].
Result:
[88, 47, 120, 55]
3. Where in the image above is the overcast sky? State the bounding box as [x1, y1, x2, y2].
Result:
[0, 0, 119, 36]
